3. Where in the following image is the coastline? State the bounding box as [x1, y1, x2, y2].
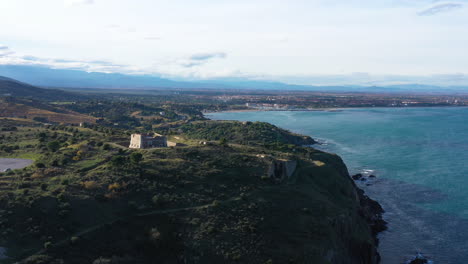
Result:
[203, 105, 468, 116]
[204, 113, 387, 263]
[206, 108, 468, 263]
[203, 108, 343, 115]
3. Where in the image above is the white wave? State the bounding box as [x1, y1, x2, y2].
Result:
[313, 137, 358, 154]
[361, 169, 375, 175]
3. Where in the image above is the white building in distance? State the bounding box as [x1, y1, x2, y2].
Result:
[129, 133, 167, 149]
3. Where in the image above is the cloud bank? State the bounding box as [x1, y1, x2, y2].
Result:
[0, 46, 233, 78]
[0, 45, 14, 57]
[179, 52, 228, 68]
[190, 52, 227, 61]
[418, 2, 464, 16]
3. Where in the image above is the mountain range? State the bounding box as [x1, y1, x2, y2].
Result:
[0, 64, 467, 93]
[0, 75, 85, 100]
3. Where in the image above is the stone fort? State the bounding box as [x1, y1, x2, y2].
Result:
[129, 133, 167, 149]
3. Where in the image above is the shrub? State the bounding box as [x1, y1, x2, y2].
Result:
[70, 236, 79, 244]
[43, 241, 53, 249]
[108, 183, 121, 192]
[152, 195, 162, 206]
[110, 156, 127, 167]
[130, 152, 143, 164]
[149, 227, 161, 241]
[61, 179, 69, 185]
[47, 141, 61, 152]
[82, 181, 99, 190]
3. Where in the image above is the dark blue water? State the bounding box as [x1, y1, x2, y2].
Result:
[207, 107, 468, 264]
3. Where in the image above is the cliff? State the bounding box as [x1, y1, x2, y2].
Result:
[0, 120, 383, 264]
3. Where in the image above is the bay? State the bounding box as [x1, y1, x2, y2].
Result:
[207, 107, 468, 264]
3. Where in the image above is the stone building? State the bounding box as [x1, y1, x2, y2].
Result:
[129, 133, 167, 149]
[267, 159, 297, 181]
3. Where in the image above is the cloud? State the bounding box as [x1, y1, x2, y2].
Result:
[106, 24, 120, 29]
[0, 46, 14, 57]
[5, 46, 468, 86]
[127, 27, 137, 33]
[0, 48, 137, 74]
[64, 0, 94, 6]
[144, 36, 162, 41]
[190, 52, 227, 61]
[175, 52, 228, 68]
[418, 2, 464, 16]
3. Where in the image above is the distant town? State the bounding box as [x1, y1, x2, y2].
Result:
[169, 89, 468, 111]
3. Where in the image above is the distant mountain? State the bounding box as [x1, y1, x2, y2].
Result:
[1, 64, 468, 93]
[0, 65, 319, 90]
[0, 65, 351, 91]
[0, 65, 192, 89]
[0, 75, 85, 101]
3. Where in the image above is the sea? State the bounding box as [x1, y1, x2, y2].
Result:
[207, 107, 468, 264]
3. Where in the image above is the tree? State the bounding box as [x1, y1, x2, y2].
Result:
[130, 152, 143, 164]
[110, 156, 127, 167]
[38, 132, 47, 142]
[219, 137, 228, 146]
[47, 141, 61, 152]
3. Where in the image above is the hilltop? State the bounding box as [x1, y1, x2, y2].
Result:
[0, 90, 385, 264]
[0, 76, 85, 101]
[0, 77, 95, 124]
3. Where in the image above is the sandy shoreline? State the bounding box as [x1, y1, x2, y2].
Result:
[204, 108, 343, 115]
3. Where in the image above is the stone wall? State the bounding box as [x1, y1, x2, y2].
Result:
[129, 133, 167, 149]
[267, 159, 297, 181]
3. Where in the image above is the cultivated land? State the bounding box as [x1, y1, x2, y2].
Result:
[0, 77, 386, 264]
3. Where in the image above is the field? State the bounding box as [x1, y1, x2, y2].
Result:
[0, 99, 96, 124]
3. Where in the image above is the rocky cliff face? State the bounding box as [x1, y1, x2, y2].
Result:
[10, 145, 384, 264]
[294, 152, 386, 264]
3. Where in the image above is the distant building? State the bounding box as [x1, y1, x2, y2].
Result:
[268, 159, 297, 182]
[129, 133, 167, 149]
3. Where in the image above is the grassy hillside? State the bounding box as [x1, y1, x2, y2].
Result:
[181, 120, 316, 146]
[0, 98, 96, 124]
[0, 119, 383, 264]
[0, 77, 85, 101]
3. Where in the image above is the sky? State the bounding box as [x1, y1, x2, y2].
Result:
[1, 0, 468, 86]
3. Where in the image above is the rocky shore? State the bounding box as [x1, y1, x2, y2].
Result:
[349, 173, 387, 263]
[357, 187, 388, 241]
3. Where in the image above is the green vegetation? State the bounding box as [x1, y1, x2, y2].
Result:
[181, 120, 316, 147]
[0, 84, 382, 264]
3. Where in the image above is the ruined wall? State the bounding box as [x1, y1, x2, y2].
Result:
[129, 134, 142, 149]
[129, 134, 168, 149]
[268, 159, 297, 181]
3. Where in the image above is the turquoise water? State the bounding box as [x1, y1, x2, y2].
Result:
[207, 107, 468, 264]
